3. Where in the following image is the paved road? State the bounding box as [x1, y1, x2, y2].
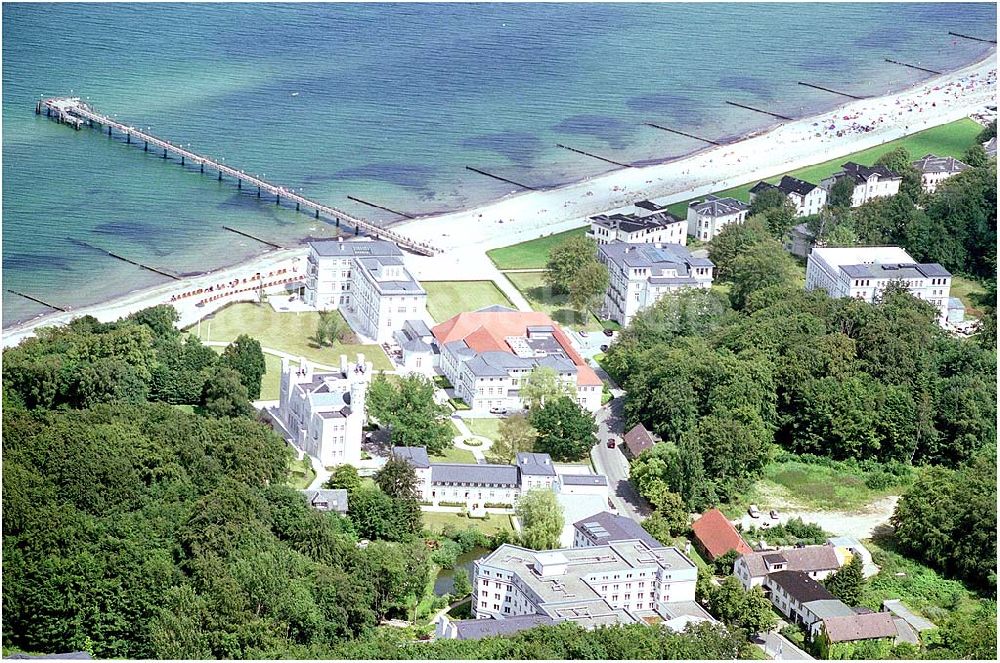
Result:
[591, 396, 651, 523]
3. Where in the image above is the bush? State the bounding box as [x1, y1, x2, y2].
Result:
[484, 502, 513, 509]
[463, 438, 483, 447]
[439, 501, 465, 507]
[433, 375, 454, 390]
[448, 398, 471, 411]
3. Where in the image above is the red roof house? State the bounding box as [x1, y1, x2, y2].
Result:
[691, 508, 752, 563]
[622, 423, 657, 458]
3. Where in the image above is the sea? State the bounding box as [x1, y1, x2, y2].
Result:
[2, 2, 996, 326]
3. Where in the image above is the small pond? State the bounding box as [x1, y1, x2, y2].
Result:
[433, 546, 489, 596]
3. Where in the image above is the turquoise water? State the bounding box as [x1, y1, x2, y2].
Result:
[3, 2, 996, 325]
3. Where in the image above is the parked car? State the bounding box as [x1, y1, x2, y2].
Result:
[769, 509, 780, 520]
[489, 407, 508, 415]
[748, 504, 761, 518]
[606, 438, 616, 449]
[579, 330, 589, 338]
[603, 329, 614, 337]
[600, 344, 609, 352]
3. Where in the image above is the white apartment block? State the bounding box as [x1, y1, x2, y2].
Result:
[587, 205, 687, 246]
[749, 175, 828, 217]
[432, 308, 603, 413]
[911, 154, 969, 193]
[276, 355, 372, 466]
[686, 195, 750, 241]
[820, 162, 901, 207]
[303, 239, 427, 342]
[597, 241, 714, 327]
[472, 540, 699, 626]
[805, 246, 952, 321]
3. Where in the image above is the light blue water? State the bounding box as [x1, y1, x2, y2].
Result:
[3, 2, 996, 325]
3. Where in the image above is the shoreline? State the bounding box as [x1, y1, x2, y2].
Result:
[3, 49, 995, 347]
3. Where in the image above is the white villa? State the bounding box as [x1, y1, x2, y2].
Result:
[820, 162, 901, 207]
[686, 195, 749, 241]
[911, 154, 970, 193]
[805, 246, 952, 321]
[303, 239, 427, 342]
[587, 206, 687, 246]
[276, 355, 372, 466]
[597, 242, 714, 327]
[749, 175, 828, 217]
[427, 307, 603, 413]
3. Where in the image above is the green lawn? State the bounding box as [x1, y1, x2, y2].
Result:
[949, 275, 989, 319]
[465, 418, 502, 442]
[733, 458, 909, 513]
[286, 456, 316, 490]
[187, 302, 392, 370]
[422, 511, 515, 536]
[665, 118, 984, 217]
[486, 227, 587, 270]
[504, 271, 604, 332]
[423, 280, 515, 323]
[430, 446, 478, 464]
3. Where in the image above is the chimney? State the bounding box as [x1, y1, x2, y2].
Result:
[340, 354, 348, 375]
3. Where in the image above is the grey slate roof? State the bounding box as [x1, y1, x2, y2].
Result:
[310, 239, 403, 257]
[451, 614, 557, 640]
[516, 452, 557, 476]
[836, 162, 901, 183]
[882, 600, 936, 632]
[984, 136, 997, 158]
[768, 570, 838, 604]
[599, 242, 713, 276]
[590, 211, 684, 234]
[301, 489, 349, 513]
[573, 510, 664, 548]
[839, 261, 950, 280]
[688, 194, 749, 217]
[404, 319, 433, 338]
[740, 545, 841, 578]
[431, 463, 519, 485]
[561, 474, 608, 486]
[751, 175, 818, 198]
[911, 153, 970, 174]
[393, 445, 431, 469]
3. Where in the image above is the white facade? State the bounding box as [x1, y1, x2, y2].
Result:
[734, 546, 842, 590]
[805, 246, 952, 320]
[820, 163, 901, 207]
[598, 242, 714, 327]
[749, 176, 828, 217]
[473, 541, 698, 623]
[911, 154, 969, 193]
[587, 210, 687, 246]
[277, 355, 372, 466]
[434, 311, 603, 413]
[686, 195, 750, 241]
[303, 239, 427, 343]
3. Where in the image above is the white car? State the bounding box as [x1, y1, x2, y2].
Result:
[748, 505, 761, 518]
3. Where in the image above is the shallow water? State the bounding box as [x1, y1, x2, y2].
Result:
[3, 2, 995, 325]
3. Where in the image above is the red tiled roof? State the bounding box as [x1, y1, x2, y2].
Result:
[823, 613, 897, 643]
[691, 508, 752, 561]
[432, 310, 601, 386]
[623, 423, 656, 456]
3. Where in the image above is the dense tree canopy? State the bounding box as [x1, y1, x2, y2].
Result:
[220, 334, 266, 400]
[529, 395, 598, 461]
[366, 373, 452, 454]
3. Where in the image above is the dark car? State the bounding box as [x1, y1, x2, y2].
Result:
[603, 329, 614, 337]
[606, 439, 616, 448]
[600, 344, 609, 352]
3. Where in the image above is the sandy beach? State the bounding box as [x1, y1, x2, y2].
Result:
[3, 50, 995, 348]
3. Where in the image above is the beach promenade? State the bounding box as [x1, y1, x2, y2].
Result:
[3, 52, 995, 348]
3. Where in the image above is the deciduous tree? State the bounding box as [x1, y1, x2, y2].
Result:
[529, 396, 597, 461]
[515, 488, 564, 550]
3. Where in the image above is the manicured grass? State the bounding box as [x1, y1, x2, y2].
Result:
[949, 275, 988, 319]
[486, 227, 587, 270]
[465, 418, 502, 442]
[187, 302, 392, 370]
[738, 459, 907, 512]
[423, 280, 515, 323]
[430, 446, 478, 464]
[665, 118, 984, 217]
[504, 271, 603, 332]
[286, 456, 316, 490]
[421, 511, 514, 536]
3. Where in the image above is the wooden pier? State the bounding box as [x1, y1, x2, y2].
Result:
[884, 59, 942, 75]
[724, 101, 794, 121]
[36, 97, 438, 256]
[643, 123, 722, 145]
[555, 144, 630, 168]
[797, 82, 868, 100]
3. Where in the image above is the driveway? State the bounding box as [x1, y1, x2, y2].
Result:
[590, 396, 651, 523]
[735, 496, 900, 540]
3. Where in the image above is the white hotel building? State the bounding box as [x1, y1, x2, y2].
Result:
[303, 239, 427, 343]
[597, 242, 714, 326]
[805, 246, 952, 320]
[820, 162, 901, 207]
[275, 355, 373, 466]
[686, 195, 750, 241]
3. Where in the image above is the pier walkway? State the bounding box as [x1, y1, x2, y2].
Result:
[37, 97, 438, 256]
